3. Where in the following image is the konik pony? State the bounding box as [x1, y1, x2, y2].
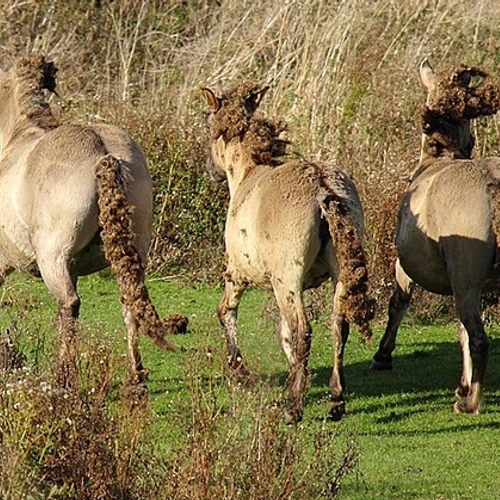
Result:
[202, 83, 374, 422]
[0, 55, 187, 387]
[372, 59, 500, 414]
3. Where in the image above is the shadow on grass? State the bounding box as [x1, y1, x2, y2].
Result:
[265, 335, 500, 421]
[310, 336, 500, 424]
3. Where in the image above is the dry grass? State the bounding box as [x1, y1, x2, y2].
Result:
[0, 329, 358, 500]
[1, 0, 499, 307]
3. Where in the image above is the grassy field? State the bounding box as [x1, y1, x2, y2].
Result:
[2, 272, 500, 499]
[1, 1, 500, 498]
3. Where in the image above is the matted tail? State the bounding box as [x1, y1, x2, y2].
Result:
[485, 158, 500, 284]
[95, 155, 186, 352]
[319, 169, 375, 341]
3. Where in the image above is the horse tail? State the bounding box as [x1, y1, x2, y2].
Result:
[318, 165, 374, 342]
[484, 158, 500, 297]
[95, 154, 186, 352]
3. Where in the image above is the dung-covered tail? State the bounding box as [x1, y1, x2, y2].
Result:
[95, 155, 186, 351]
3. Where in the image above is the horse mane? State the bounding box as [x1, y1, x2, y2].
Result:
[419, 64, 500, 159]
[210, 82, 290, 165]
[13, 55, 59, 131]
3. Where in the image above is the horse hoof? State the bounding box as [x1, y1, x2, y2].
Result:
[284, 408, 303, 425]
[328, 401, 346, 421]
[370, 353, 393, 370]
[453, 400, 480, 414]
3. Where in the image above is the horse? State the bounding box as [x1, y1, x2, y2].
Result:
[371, 59, 500, 414]
[202, 82, 374, 422]
[0, 55, 187, 388]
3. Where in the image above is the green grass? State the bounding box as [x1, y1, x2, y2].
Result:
[2, 272, 500, 499]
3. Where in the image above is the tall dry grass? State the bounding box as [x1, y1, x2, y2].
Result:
[0, 330, 358, 499]
[1, 0, 500, 303]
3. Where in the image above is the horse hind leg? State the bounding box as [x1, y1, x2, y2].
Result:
[329, 280, 350, 421]
[122, 305, 148, 385]
[455, 320, 472, 399]
[37, 255, 80, 390]
[371, 259, 414, 370]
[453, 293, 489, 414]
[273, 281, 312, 424]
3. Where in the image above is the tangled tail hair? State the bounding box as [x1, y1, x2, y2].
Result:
[318, 171, 374, 341]
[328, 196, 374, 341]
[95, 155, 187, 351]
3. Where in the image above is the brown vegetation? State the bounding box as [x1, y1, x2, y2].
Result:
[2, 0, 499, 313]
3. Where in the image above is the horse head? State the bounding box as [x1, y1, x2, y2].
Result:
[202, 83, 290, 186]
[419, 59, 500, 160]
[201, 84, 270, 182]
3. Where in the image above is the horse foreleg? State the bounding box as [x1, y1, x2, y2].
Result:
[371, 259, 414, 370]
[329, 281, 349, 421]
[274, 283, 312, 424]
[217, 273, 248, 376]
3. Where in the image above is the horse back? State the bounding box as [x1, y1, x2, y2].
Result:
[0, 123, 152, 274]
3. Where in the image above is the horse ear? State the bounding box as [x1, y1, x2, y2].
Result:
[456, 68, 472, 87]
[244, 86, 269, 114]
[420, 58, 436, 90]
[201, 87, 221, 112]
[41, 59, 58, 96]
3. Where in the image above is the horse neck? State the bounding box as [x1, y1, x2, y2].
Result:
[0, 99, 19, 150]
[0, 86, 58, 149]
[223, 141, 258, 197]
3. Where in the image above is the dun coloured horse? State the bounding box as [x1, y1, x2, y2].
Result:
[371, 59, 500, 414]
[0, 55, 187, 387]
[202, 83, 374, 422]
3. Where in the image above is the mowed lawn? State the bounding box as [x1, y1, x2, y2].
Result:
[3, 272, 500, 500]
